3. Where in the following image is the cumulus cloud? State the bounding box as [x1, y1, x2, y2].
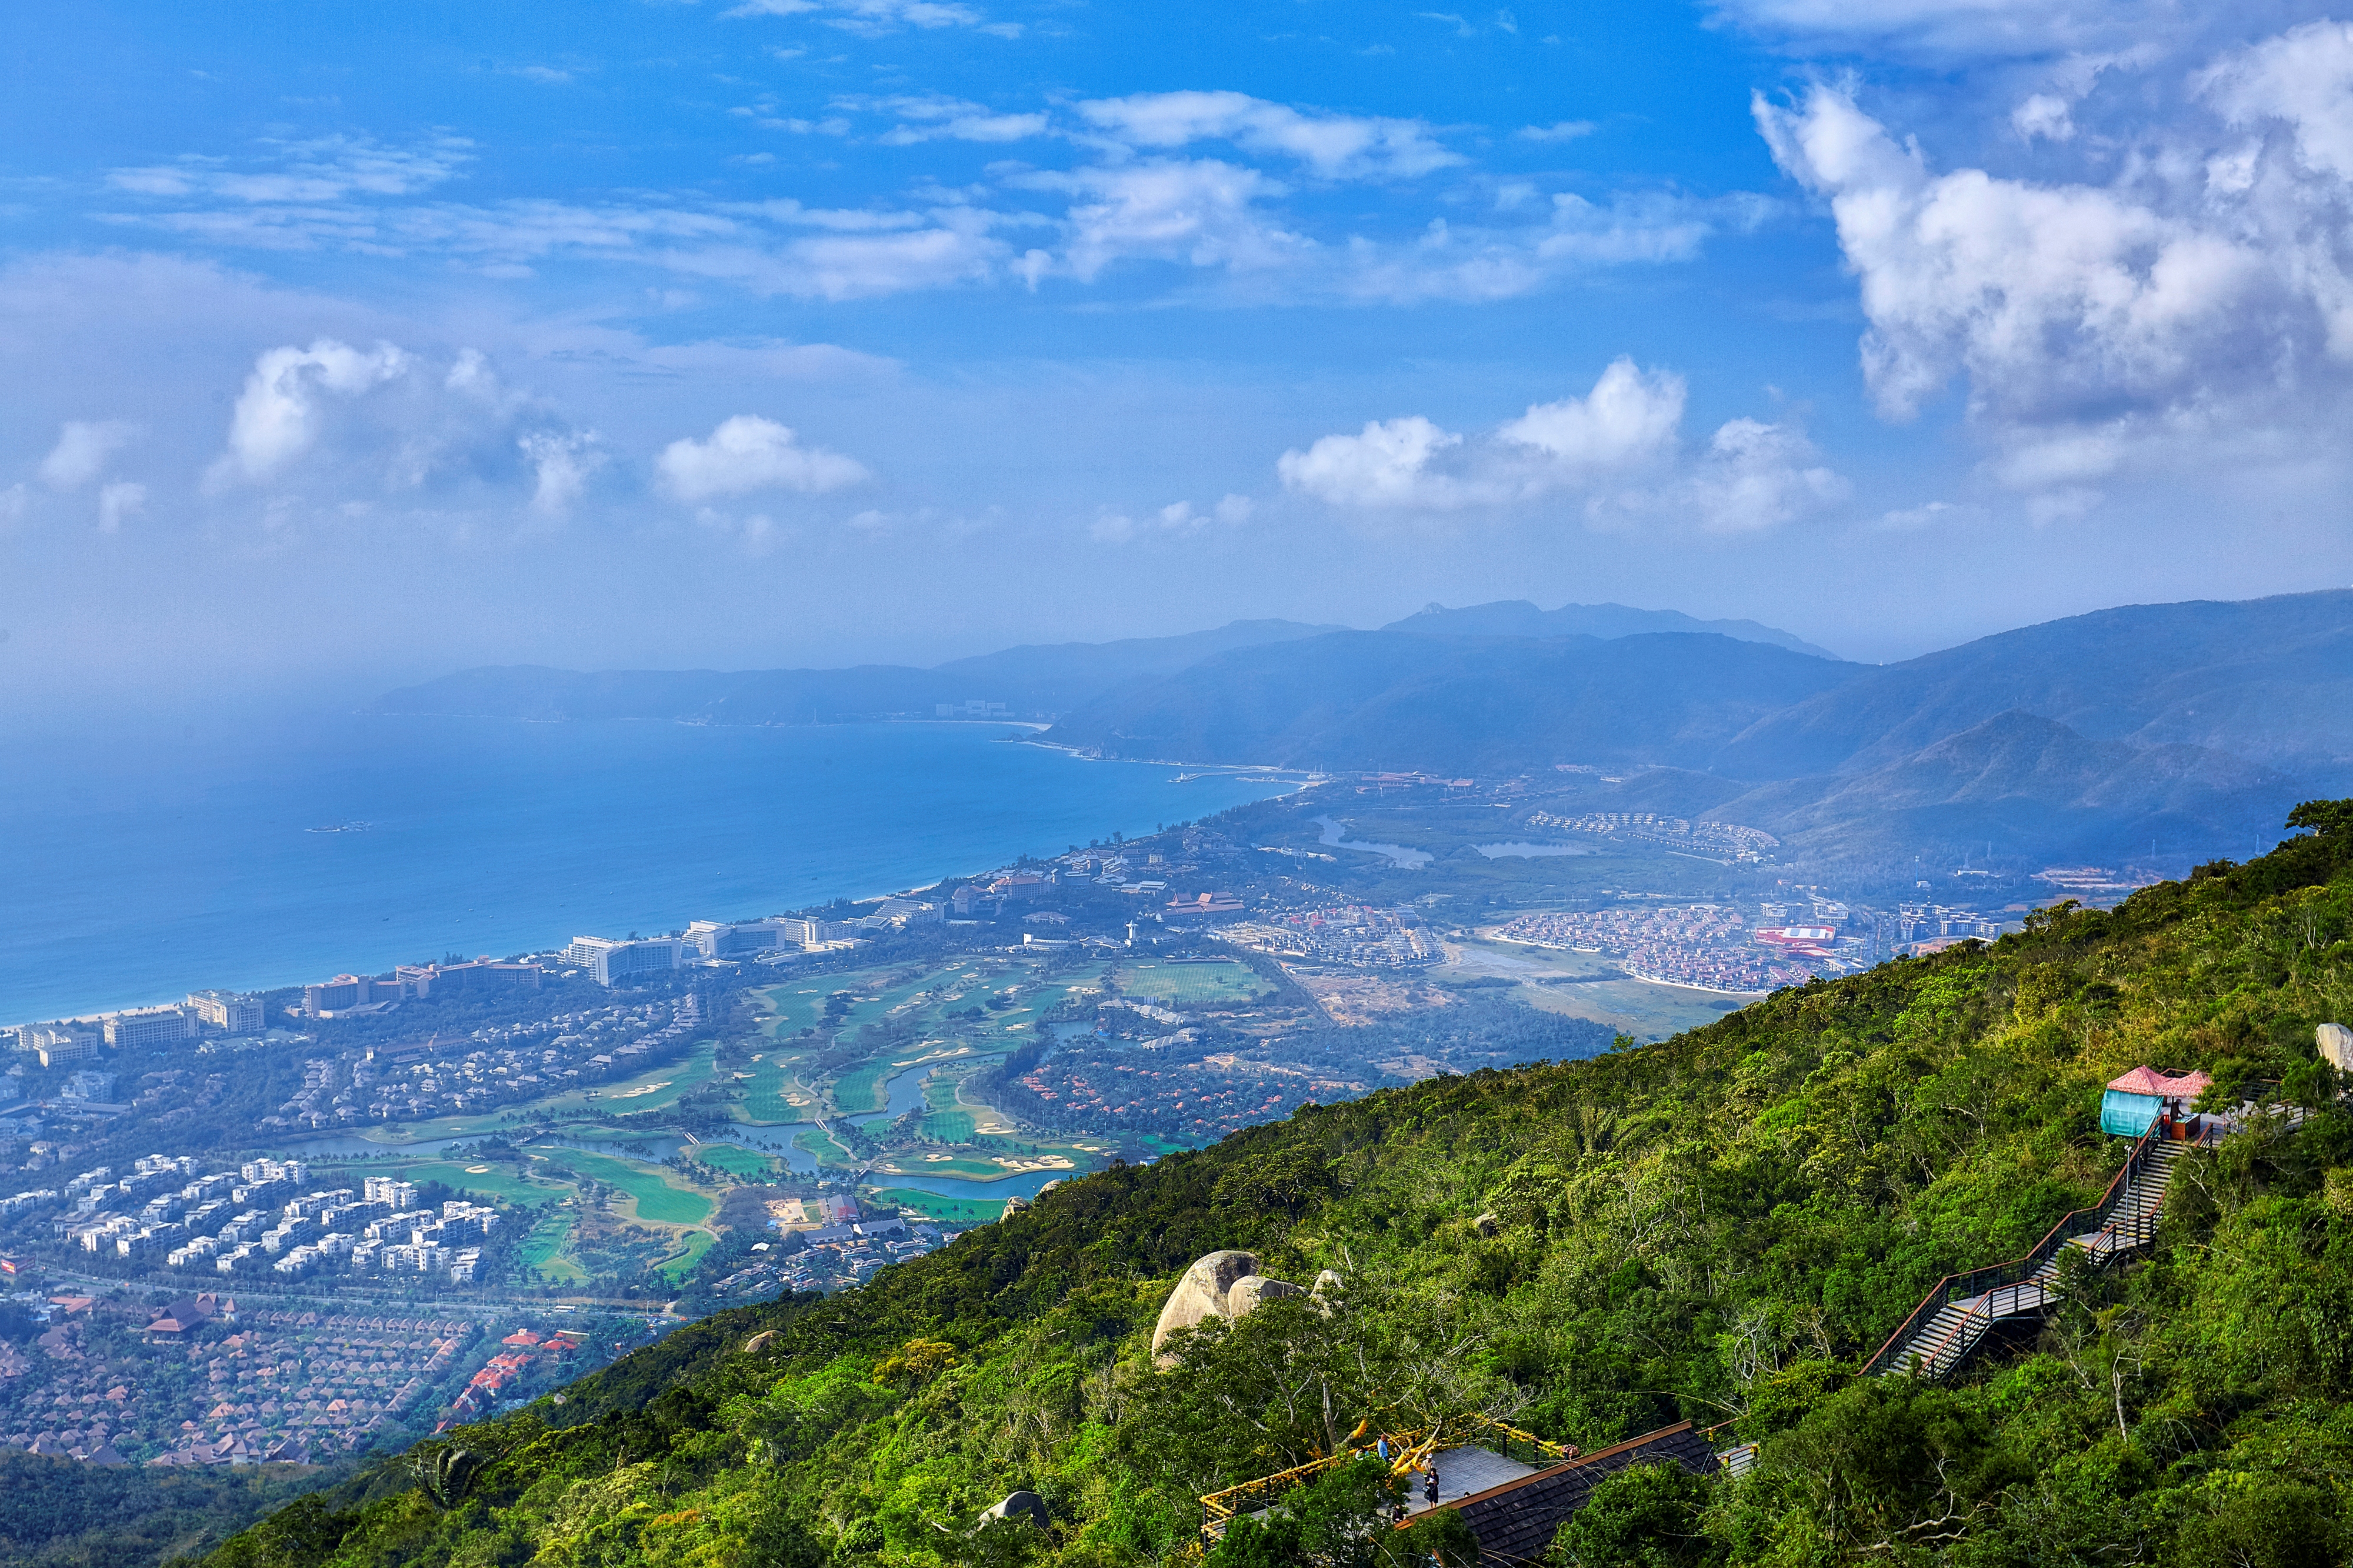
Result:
[1042, 160, 1304, 281]
[656, 415, 868, 502]
[1497, 358, 1685, 473]
[1280, 358, 1846, 529]
[1278, 416, 1477, 509]
[214, 339, 411, 483]
[1076, 91, 1461, 179]
[39, 421, 136, 490]
[519, 431, 606, 518]
[1679, 419, 1849, 532]
[96, 481, 147, 533]
[1755, 36, 2353, 498]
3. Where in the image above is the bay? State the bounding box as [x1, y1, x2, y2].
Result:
[0, 712, 1296, 1022]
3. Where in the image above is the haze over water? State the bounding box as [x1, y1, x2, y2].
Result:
[0, 714, 1295, 1023]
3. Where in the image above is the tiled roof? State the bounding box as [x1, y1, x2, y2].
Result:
[2106, 1066, 2212, 1097]
[1441, 1422, 1721, 1568]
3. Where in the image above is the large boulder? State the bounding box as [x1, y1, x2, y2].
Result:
[2319, 1022, 2353, 1074]
[980, 1491, 1049, 1530]
[1151, 1250, 1262, 1360]
[1226, 1275, 1306, 1316]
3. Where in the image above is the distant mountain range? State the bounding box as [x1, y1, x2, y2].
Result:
[375, 618, 1345, 725]
[376, 590, 2353, 865]
[1381, 599, 1843, 660]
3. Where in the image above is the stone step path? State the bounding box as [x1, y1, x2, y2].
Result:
[1887, 1140, 2187, 1380]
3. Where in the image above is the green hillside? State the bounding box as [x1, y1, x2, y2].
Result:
[205, 803, 2353, 1568]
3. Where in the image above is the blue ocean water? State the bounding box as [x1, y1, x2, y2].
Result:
[0, 713, 1295, 1023]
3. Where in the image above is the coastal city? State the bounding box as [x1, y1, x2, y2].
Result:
[0, 774, 2089, 1470]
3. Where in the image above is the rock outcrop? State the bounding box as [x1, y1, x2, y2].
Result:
[2320, 1022, 2352, 1074]
[1151, 1250, 1262, 1360]
[1226, 1275, 1306, 1316]
[981, 1490, 1049, 1529]
[1151, 1253, 1332, 1362]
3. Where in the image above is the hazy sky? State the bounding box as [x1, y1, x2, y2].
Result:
[5, 0, 2352, 709]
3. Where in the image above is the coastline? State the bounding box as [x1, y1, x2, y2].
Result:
[4, 710, 1308, 1026]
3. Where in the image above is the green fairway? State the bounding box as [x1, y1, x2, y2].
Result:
[1112, 960, 1272, 1007]
[577, 1044, 721, 1114]
[834, 1058, 893, 1114]
[736, 1053, 819, 1123]
[536, 1148, 715, 1225]
[693, 1142, 775, 1178]
[918, 1109, 975, 1143]
[865, 1186, 1006, 1224]
[519, 1212, 585, 1283]
[908, 1106, 965, 1144]
[794, 1126, 855, 1169]
[656, 1229, 718, 1280]
[767, 957, 1111, 1048]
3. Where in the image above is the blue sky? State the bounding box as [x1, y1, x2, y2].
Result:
[4, 0, 2350, 709]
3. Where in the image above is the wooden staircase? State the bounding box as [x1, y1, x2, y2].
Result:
[1864, 1132, 2188, 1382]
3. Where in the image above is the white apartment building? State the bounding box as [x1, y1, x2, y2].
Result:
[104, 1007, 196, 1049]
[185, 989, 265, 1033]
[563, 935, 685, 986]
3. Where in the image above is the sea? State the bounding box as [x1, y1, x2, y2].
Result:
[0, 712, 1299, 1024]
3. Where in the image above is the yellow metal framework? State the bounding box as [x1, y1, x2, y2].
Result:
[1197, 1416, 1577, 1539]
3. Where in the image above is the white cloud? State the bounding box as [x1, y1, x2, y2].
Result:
[108, 134, 472, 203]
[96, 481, 146, 533]
[96, 96, 1745, 308]
[39, 420, 136, 490]
[723, 0, 1016, 35]
[1497, 357, 1685, 473]
[214, 339, 411, 483]
[1281, 359, 1847, 528]
[1708, 0, 2177, 61]
[1044, 159, 1305, 281]
[1517, 120, 1598, 144]
[1277, 416, 1483, 509]
[2202, 21, 2353, 185]
[1148, 493, 1255, 532]
[2011, 93, 2076, 143]
[869, 96, 1050, 145]
[1076, 91, 1461, 179]
[1682, 419, 1849, 532]
[519, 431, 606, 518]
[1881, 499, 1968, 529]
[1755, 40, 2353, 498]
[656, 415, 868, 502]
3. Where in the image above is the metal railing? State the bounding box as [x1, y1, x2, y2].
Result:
[1860, 1123, 2168, 1379]
[1197, 1416, 1576, 1539]
[1199, 1430, 1429, 1536]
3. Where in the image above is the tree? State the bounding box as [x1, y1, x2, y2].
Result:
[1548, 1464, 1712, 1568]
[2285, 799, 2353, 839]
[1207, 1458, 1472, 1568]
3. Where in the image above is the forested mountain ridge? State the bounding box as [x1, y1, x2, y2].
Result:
[202, 803, 2353, 1567]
